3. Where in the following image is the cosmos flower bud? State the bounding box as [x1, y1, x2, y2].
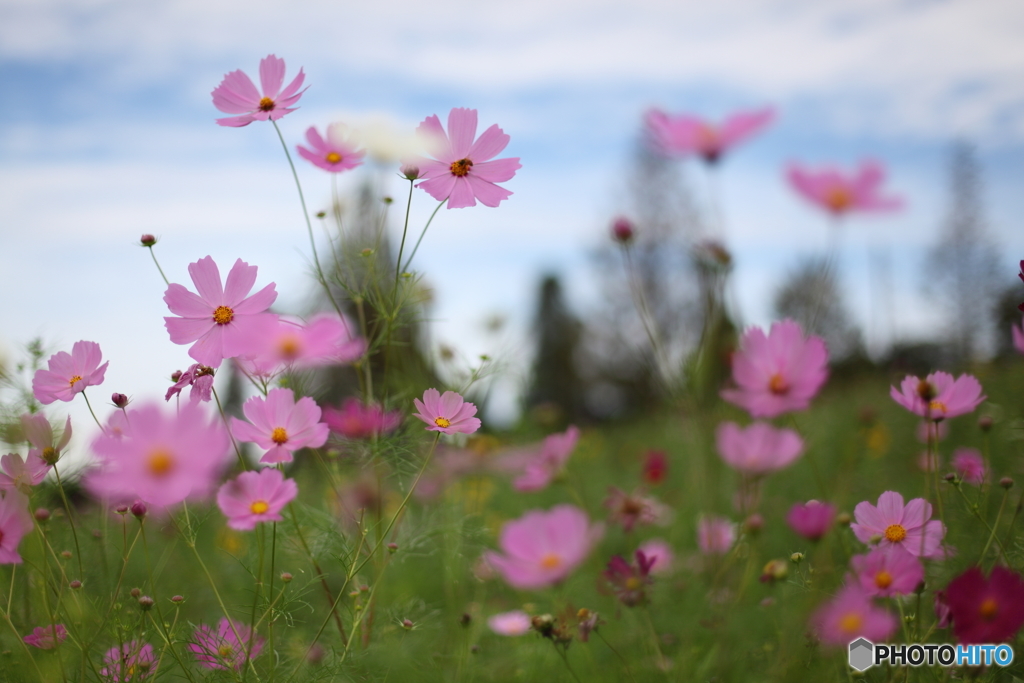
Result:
[943, 472, 956, 482]
[130, 500, 147, 519]
[115, 504, 129, 515]
[387, 542, 398, 553]
[130, 588, 141, 598]
[760, 559, 789, 583]
[400, 163, 420, 180]
[790, 552, 804, 564]
[280, 572, 293, 583]
[459, 613, 472, 627]
[401, 619, 414, 630]
[61, 551, 72, 559]
[34, 508, 51, 523]
[611, 216, 634, 244]
[170, 370, 183, 383]
[111, 393, 129, 408]
[978, 415, 993, 432]
[69, 580, 82, 590]
[1000, 477, 1014, 489]
[836, 512, 852, 526]
[307, 643, 325, 665]
[315, 211, 326, 219]
[138, 595, 154, 611]
[140, 234, 157, 247]
[171, 595, 184, 604]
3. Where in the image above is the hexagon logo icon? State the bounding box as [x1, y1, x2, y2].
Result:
[848, 638, 874, 671]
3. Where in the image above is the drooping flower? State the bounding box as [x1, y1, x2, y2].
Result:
[603, 487, 672, 532]
[487, 611, 532, 636]
[637, 539, 675, 575]
[211, 54, 306, 127]
[297, 124, 366, 173]
[851, 491, 945, 558]
[21, 413, 72, 466]
[23, 624, 68, 649]
[812, 585, 898, 646]
[850, 545, 925, 598]
[945, 566, 1024, 643]
[412, 388, 481, 435]
[644, 107, 774, 163]
[697, 515, 736, 555]
[513, 426, 579, 492]
[322, 398, 402, 440]
[32, 341, 108, 404]
[721, 320, 829, 418]
[604, 550, 656, 607]
[0, 490, 33, 564]
[216, 468, 298, 531]
[642, 450, 668, 485]
[716, 421, 804, 475]
[163, 256, 278, 368]
[231, 388, 328, 464]
[952, 448, 986, 485]
[786, 500, 836, 542]
[100, 641, 155, 681]
[239, 315, 365, 380]
[1012, 317, 1024, 353]
[413, 108, 521, 209]
[164, 364, 215, 403]
[890, 371, 985, 421]
[787, 160, 903, 216]
[0, 453, 49, 493]
[189, 618, 264, 670]
[483, 505, 603, 590]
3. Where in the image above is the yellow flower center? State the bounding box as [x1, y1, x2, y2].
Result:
[325, 151, 342, 164]
[41, 447, 57, 463]
[212, 305, 234, 325]
[884, 524, 907, 543]
[69, 375, 83, 387]
[277, 336, 301, 359]
[434, 417, 451, 429]
[250, 500, 270, 514]
[539, 553, 562, 570]
[625, 576, 643, 591]
[450, 158, 473, 177]
[928, 400, 948, 415]
[768, 373, 789, 395]
[258, 97, 275, 112]
[839, 612, 863, 635]
[979, 597, 999, 620]
[271, 427, 288, 444]
[874, 570, 893, 589]
[825, 187, 852, 212]
[218, 644, 234, 658]
[147, 449, 175, 477]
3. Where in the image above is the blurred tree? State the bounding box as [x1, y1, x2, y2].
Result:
[524, 274, 587, 426]
[774, 256, 863, 362]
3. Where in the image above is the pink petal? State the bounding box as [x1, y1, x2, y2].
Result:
[258, 54, 286, 99]
[188, 256, 224, 304]
[212, 70, 261, 113]
[472, 157, 521, 183]
[417, 174, 459, 203]
[447, 108, 478, 159]
[164, 283, 213, 318]
[164, 316, 215, 345]
[216, 114, 257, 128]
[233, 283, 277, 315]
[416, 115, 452, 160]
[876, 491, 905, 525]
[223, 259, 258, 307]
[467, 124, 510, 162]
[277, 69, 306, 102]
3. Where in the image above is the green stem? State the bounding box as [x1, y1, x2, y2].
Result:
[400, 199, 446, 273]
[147, 245, 170, 286]
[50, 463, 84, 579]
[979, 488, 1009, 566]
[81, 389, 104, 432]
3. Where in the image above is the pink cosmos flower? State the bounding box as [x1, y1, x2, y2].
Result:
[1012, 317, 1024, 354]
[513, 426, 579, 492]
[786, 500, 836, 542]
[697, 515, 736, 555]
[297, 124, 366, 173]
[604, 550, 656, 607]
[23, 624, 67, 649]
[164, 363, 215, 403]
[487, 611, 532, 636]
[163, 256, 278, 368]
[637, 539, 675, 575]
[323, 398, 402, 440]
[483, 505, 603, 590]
[787, 160, 903, 216]
[716, 421, 804, 475]
[643, 107, 774, 163]
[721, 320, 828, 418]
[812, 585, 897, 646]
[850, 545, 924, 598]
[0, 490, 33, 564]
[211, 54, 306, 127]
[852, 491, 945, 558]
[890, 371, 985, 421]
[603, 487, 672, 532]
[414, 108, 521, 209]
[642, 450, 668, 485]
[238, 315, 366, 379]
[0, 453, 49, 493]
[945, 566, 1024, 644]
[216, 468, 298, 531]
[231, 388, 328, 464]
[1019, 261, 1024, 312]
[32, 341, 108, 404]
[413, 388, 481, 435]
[86, 402, 231, 507]
[22, 413, 72, 462]
[100, 641, 155, 681]
[189, 618, 264, 670]
[952, 448, 986, 485]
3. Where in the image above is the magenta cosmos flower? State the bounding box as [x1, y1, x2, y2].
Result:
[850, 545, 924, 598]
[189, 618, 264, 670]
[413, 388, 481, 435]
[86, 402, 231, 507]
[644, 107, 774, 163]
[852, 491, 945, 558]
[513, 426, 580, 492]
[414, 107, 521, 209]
[1012, 317, 1024, 354]
[604, 550, 656, 607]
[164, 256, 278, 368]
[786, 500, 836, 542]
[297, 124, 366, 173]
[211, 54, 306, 127]
[812, 585, 897, 646]
[323, 398, 402, 439]
[697, 515, 736, 555]
[637, 539, 674, 575]
[890, 371, 985, 421]
[945, 566, 1024, 644]
[484, 505, 603, 590]
[487, 611, 532, 636]
[721, 320, 829, 418]
[952, 448, 986, 485]
[32, 340, 108, 404]
[716, 421, 803, 475]
[603, 487, 671, 532]
[216, 468, 298, 531]
[0, 490, 33, 564]
[787, 160, 903, 216]
[164, 363, 215, 403]
[23, 624, 67, 649]
[231, 388, 328, 464]
[100, 641, 155, 681]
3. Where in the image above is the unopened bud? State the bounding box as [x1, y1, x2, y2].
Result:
[978, 416, 993, 432]
[470, 644, 480, 654]
[115, 504, 129, 515]
[743, 513, 764, 535]
[459, 613, 471, 627]
[760, 559, 789, 583]
[61, 551, 72, 559]
[171, 595, 184, 604]
[170, 370, 182, 383]
[137, 595, 154, 611]
[943, 472, 956, 482]
[34, 508, 50, 523]
[130, 588, 141, 598]
[836, 512, 852, 526]
[401, 619, 414, 630]
[69, 580, 82, 590]
[382, 196, 393, 205]
[789, 552, 804, 564]
[315, 211, 327, 219]
[137, 660, 152, 673]
[400, 164, 420, 180]
[360, 248, 373, 257]
[611, 216, 634, 244]
[306, 643, 325, 665]
[280, 572, 293, 583]
[111, 393, 129, 408]
[387, 542, 398, 554]
[140, 234, 157, 247]
[130, 500, 147, 519]
[1000, 477, 1014, 490]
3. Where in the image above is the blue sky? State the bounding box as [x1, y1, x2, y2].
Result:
[2, 0, 1023, 440]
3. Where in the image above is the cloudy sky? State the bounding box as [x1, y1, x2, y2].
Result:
[2, 0, 1023, 441]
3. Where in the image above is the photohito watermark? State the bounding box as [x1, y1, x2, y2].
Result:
[848, 638, 1015, 671]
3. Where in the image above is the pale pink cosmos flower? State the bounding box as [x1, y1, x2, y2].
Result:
[487, 611, 532, 636]
[786, 500, 836, 542]
[163, 256, 278, 368]
[604, 487, 672, 532]
[211, 54, 306, 127]
[0, 490, 33, 564]
[952, 448, 986, 485]
[637, 538, 675, 575]
[643, 107, 774, 163]
[216, 468, 298, 531]
[238, 315, 365, 379]
[413, 388, 481, 435]
[100, 641, 155, 681]
[890, 371, 985, 421]
[86, 402, 231, 507]
[0, 453, 49, 493]
[850, 545, 924, 598]
[164, 363, 215, 403]
[721, 320, 829, 418]
[1013, 317, 1024, 354]
[812, 585, 897, 646]
[32, 341, 108, 404]
[484, 505, 603, 590]
[716, 421, 804, 475]
[323, 398, 402, 440]
[697, 515, 736, 555]
[189, 618, 264, 670]
[513, 426, 580, 492]
[852, 491, 946, 558]
[21, 413, 72, 461]
[787, 160, 903, 216]
[23, 624, 67, 649]
[414, 108, 522, 209]
[297, 124, 366, 173]
[231, 388, 329, 464]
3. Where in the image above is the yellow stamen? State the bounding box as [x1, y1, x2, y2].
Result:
[539, 553, 562, 570]
[874, 570, 893, 589]
[839, 612, 863, 634]
[624, 576, 643, 591]
[218, 644, 234, 658]
[212, 305, 234, 325]
[69, 375, 83, 387]
[884, 524, 907, 543]
[928, 400, 948, 415]
[147, 449, 174, 477]
[271, 427, 288, 444]
[825, 187, 852, 212]
[325, 151, 342, 164]
[434, 417, 451, 429]
[768, 373, 789, 395]
[450, 158, 473, 177]
[277, 337, 301, 359]
[979, 597, 999, 620]
[250, 500, 269, 514]
[258, 97, 275, 112]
